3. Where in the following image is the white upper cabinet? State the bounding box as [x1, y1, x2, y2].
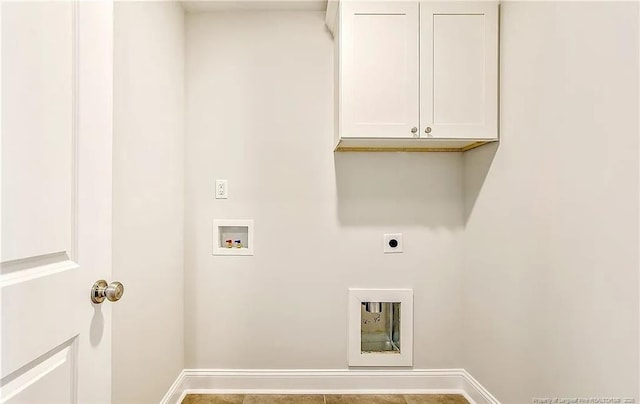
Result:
[420, 2, 498, 140]
[340, 1, 419, 139]
[328, 1, 499, 151]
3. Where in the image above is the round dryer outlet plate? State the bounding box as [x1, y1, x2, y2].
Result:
[383, 233, 403, 253]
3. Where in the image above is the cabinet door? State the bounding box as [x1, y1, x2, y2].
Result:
[340, 1, 419, 138]
[420, 2, 498, 139]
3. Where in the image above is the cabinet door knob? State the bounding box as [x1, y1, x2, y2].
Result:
[411, 127, 418, 134]
[425, 127, 432, 134]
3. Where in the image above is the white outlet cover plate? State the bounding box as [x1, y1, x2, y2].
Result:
[383, 233, 403, 253]
[215, 179, 228, 199]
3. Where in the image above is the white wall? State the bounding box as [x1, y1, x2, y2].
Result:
[112, 3, 638, 401]
[112, 2, 185, 403]
[462, 2, 639, 402]
[184, 11, 465, 369]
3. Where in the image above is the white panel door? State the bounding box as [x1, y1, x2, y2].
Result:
[1, 2, 113, 403]
[420, 2, 498, 139]
[340, 1, 419, 138]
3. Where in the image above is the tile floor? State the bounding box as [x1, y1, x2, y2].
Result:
[181, 394, 469, 404]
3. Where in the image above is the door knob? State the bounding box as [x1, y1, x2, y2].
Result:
[91, 280, 125, 304]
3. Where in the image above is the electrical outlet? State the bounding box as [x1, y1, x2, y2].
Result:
[383, 233, 403, 253]
[215, 179, 228, 199]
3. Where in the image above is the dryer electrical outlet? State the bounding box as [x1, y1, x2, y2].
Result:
[383, 233, 403, 253]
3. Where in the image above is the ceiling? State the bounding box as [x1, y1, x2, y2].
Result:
[181, 0, 328, 12]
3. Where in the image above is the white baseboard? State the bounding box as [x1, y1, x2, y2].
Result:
[460, 370, 500, 404]
[159, 370, 186, 404]
[159, 369, 499, 404]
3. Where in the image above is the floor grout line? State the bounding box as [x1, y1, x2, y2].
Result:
[183, 393, 469, 404]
